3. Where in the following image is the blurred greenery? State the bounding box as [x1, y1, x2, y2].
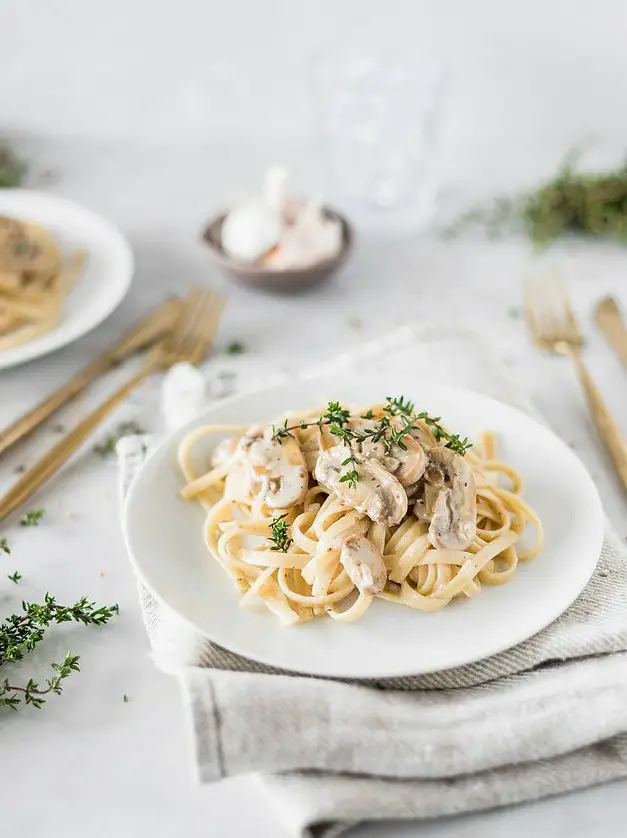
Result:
[444, 159, 627, 247]
[0, 143, 27, 188]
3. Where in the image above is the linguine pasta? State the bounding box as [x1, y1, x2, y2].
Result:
[0, 216, 85, 352]
[178, 399, 543, 626]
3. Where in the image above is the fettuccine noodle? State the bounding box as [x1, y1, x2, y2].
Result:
[178, 402, 543, 626]
[0, 216, 85, 352]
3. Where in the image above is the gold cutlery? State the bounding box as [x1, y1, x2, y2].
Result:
[525, 275, 627, 490]
[594, 296, 627, 367]
[0, 288, 224, 521]
[0, 298, 182, 458]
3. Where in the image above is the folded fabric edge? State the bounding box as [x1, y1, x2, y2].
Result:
[256, 734, 627, 838]
[177, 669, 224, 783]
[178, 654, 627, 783]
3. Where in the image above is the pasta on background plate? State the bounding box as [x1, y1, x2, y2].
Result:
[178, 396, 543, 626]
[0, 216, 84, 352]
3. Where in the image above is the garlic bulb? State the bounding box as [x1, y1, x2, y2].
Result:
[220, 167, 342, 269]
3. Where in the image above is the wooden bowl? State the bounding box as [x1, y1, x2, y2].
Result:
[202, 207, 353, 293]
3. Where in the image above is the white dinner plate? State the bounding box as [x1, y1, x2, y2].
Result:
[123, 375, 604, 679]
[0, 190, 133, 370]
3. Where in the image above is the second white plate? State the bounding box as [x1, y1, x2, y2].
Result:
[124, 375, 604, 679]
[0, 190, 134, 370]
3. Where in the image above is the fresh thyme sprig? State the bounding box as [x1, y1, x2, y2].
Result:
[340, 454, 360, 490]
[415, 412, 473, 455]
[271, 419, 295, 443]
[268, 514, 293, 553]
[271, 400, 351, 443]
[0, 538, 10, 554]
[7, 572, 21, 584]
[384, 395, 415, 417]
[1, 653, 80, 710]
[20, 509, 44, 527]
[269, 397, 472, 458]
[0, 595, 119, 711]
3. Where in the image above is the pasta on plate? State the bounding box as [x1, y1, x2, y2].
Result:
[178, 396, 543, 626]
[0, 216, 84, 352]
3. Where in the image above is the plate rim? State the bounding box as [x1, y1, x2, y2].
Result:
[0, 188, 134, 370]
[123, 379, 605, 678]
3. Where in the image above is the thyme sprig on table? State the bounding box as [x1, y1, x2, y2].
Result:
[1, 653, 80, 710]
[268, 514, 293, 553]
[442, 158, 627, 247]
[0, 595, 119, 710]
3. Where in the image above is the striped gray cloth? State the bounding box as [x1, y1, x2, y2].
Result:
[119, 327, 627, 838]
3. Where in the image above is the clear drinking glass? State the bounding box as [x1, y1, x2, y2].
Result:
[312, 52, 443, 230]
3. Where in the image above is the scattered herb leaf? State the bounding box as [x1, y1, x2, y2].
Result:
[225, 341, 246, 355]
[0, 539, 10, 554]
[123, 694, 129, 703]
[20, 509, 45, 527]
[7, 572, 21, 584]
[94, 421, 146, 457]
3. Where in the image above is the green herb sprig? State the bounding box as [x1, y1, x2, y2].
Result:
[268, 514, 293, 553]
[415, 413, 472, 455]
[0, 595, 118, 711]
[0, 538, 10, 554]
[271, 397, 473, 458]
[1, 653, 80, 710]
[444, 158, 627, 247]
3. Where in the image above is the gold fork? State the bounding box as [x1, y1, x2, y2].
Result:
[525, 273, 627, 490]
[0, 288, 225, 521]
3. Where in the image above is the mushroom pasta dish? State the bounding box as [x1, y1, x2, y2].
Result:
[178, 396, 543, 626]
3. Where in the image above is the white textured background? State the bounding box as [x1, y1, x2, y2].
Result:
[1, 2, 627, 837]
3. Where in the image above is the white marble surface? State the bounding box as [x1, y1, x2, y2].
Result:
[2, 0, 627, 833]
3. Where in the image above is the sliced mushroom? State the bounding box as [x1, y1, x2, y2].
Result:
[315, 444, 407, 525]
[211, 436, 239, 469]
[412, 482, 441, 521]
[238, 426, 308, 508]
[408, 420, 438, 450]
[424, 462, 445, 487]
[425, 447, 476, 550]
[340, 534, 387, 595]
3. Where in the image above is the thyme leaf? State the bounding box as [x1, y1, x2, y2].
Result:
[20, 509, 44, 527]
[268, 514, 292, 553]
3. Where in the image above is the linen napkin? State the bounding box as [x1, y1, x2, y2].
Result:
[118, 326, 627, 838]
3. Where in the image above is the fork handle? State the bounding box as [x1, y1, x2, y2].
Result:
[567, 347, 627, 490]
[0, 366, 153, 522]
